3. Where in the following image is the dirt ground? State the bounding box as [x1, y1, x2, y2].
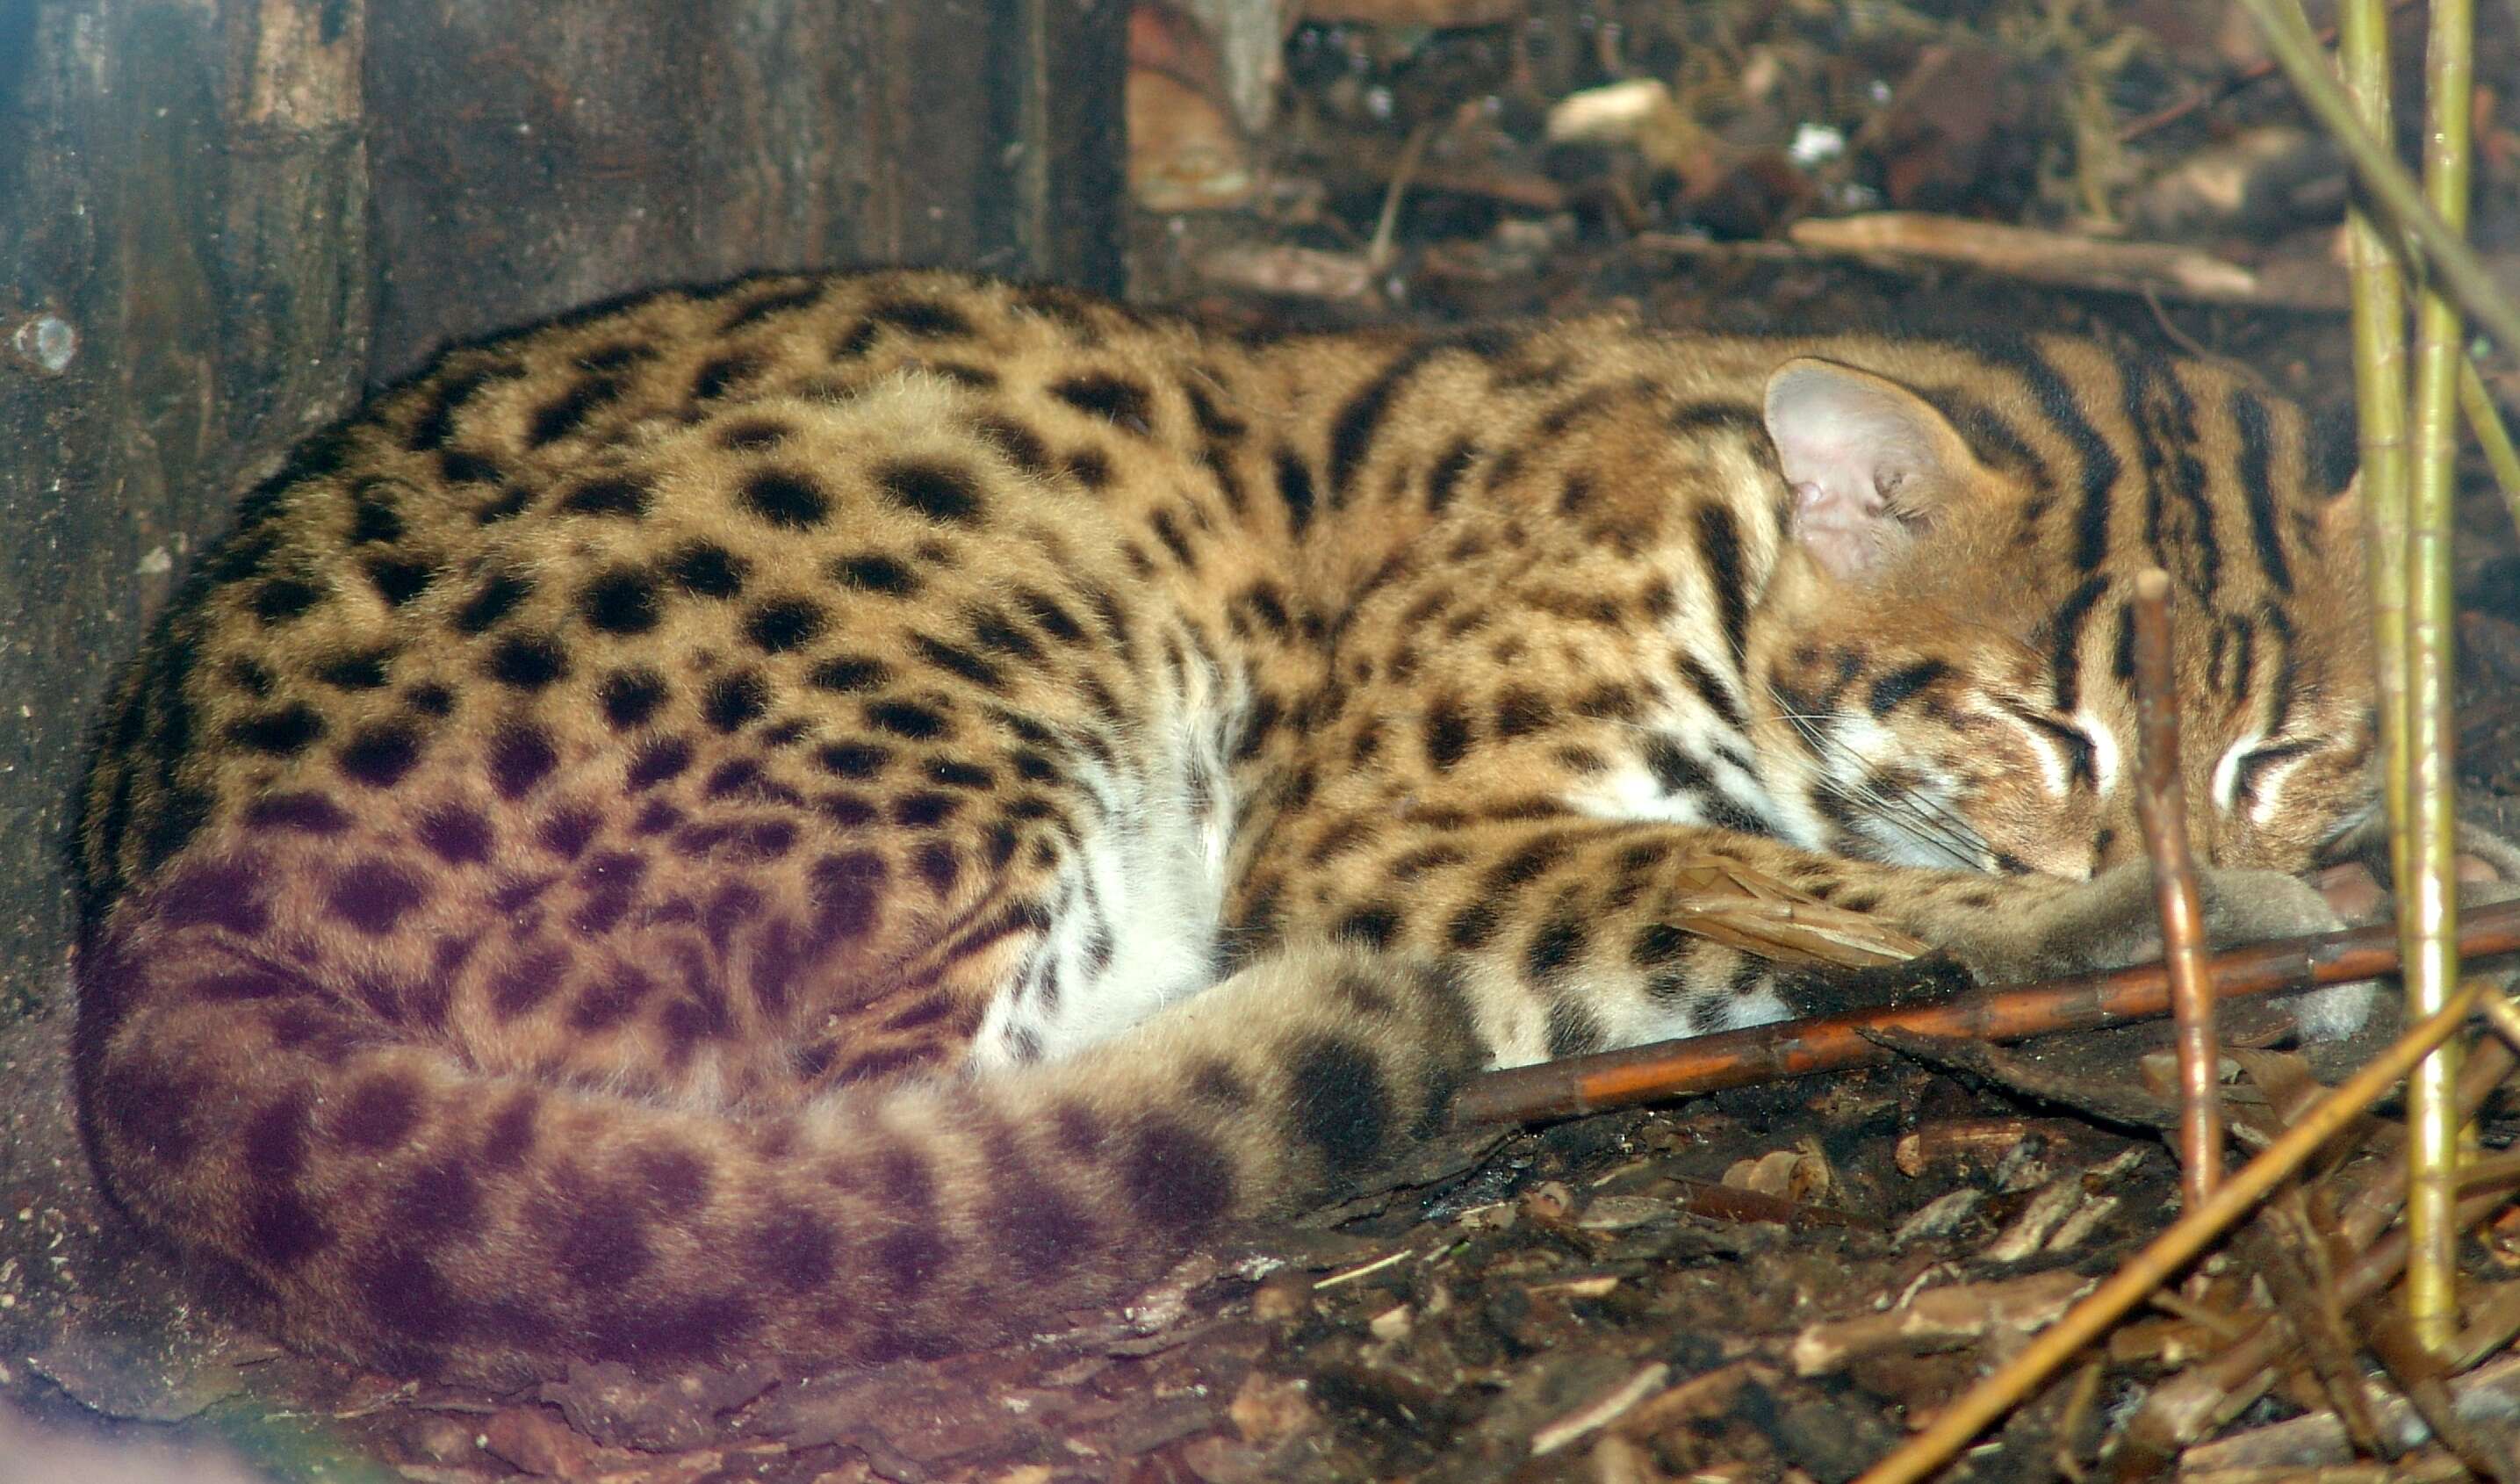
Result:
[8, 1, 2520, 1480]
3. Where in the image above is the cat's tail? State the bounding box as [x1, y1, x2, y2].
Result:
[75, 905, 1488, 1383]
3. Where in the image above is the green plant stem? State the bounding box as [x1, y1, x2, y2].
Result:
[2462, 357, 2520, 533]
[2401, 0, 2476, 1357]
[2336, 0, 2412, 976]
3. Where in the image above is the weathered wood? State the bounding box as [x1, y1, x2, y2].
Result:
[0, 0, 1126, 1019]
[362, 0, 1127, 381]
[1, 0, 371, 1019]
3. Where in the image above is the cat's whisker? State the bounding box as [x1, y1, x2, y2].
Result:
[1761, 709, 1991, 868]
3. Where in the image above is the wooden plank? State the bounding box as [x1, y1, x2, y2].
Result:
[0, 0, 371, 1017]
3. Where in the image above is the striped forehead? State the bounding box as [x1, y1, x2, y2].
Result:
[1930, 336, 2335, 595]
[2040, 578, 2307, 731]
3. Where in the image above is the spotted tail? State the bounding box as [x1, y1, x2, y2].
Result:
[75, 911, 1486, 1383]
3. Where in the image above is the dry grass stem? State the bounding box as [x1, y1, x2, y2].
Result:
[2461, 356, 2520, 536]
[1854, 981, 2492, 1484]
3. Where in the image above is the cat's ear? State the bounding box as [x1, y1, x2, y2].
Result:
[1763, 357, 1982, 581]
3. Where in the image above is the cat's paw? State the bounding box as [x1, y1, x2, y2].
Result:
[2298, 829, 2520, 1039]
[2020, 863, 2342, 972]
[2314, 830, 2520, 922]
[1961, 863, 2380, 1040]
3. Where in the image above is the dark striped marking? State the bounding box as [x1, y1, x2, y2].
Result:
[1866, 659, 1952, 717]
[1273, 449, 1316, 537]
[2043, 574, 2109, 712]
[1692, 503, 1752, 667]
[1972, 336, 2122, 571]
[832, 553, 918, 596]
[877, 462, 986, 525]
[1050, 373, 1155, 435]
[557, 474, 652, 519]
[720, 282, 825, 331]
[527, 376, 624, 447]
[453, 572, 533, 635]
[2228, 388, 2293, 594]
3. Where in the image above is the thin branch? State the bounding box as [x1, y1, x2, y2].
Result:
[2114, 0, 2423, 142]
[1451, 900, 2520, 1127]
[2129, 568, 2223, 1205]
[1365, 123, 1432, 276]
[2106, 1034, 2520, 1473]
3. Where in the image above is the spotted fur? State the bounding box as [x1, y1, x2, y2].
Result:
[76, 270, 2382, 1381]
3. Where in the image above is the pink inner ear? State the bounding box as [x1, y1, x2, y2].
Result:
[1789, 476, 1890, 580]
[1763, 360, 1947, 583]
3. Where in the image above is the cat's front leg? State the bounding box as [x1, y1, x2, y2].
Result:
[1245, 817, 2092, 1064]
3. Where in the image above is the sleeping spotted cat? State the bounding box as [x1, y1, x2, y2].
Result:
[70, 269, 2499, 1381]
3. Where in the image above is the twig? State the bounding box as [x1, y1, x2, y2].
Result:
[2482, 984, 2520, 1055]
[2180, 1351, 2520, 1477]
[1787, 214, 2265, 303]
[1855, 981, 2495, 1484]
[2353, 1296, 2520, 1480]
[2248, 1195, 2387, 1456]
[2231, 0, 2520, 359]
[1451, 901, 2520, 1127]
[2452, 1279, 2520, 1372]
[2130, 569, 2224, 1205]
[2139, 285, 2214, 362]
[2397, 0, 2478, 1358]
[2106, 1033, 2520, 1475]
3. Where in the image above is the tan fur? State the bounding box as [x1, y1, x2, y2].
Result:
[74, 270, 2381, 1380]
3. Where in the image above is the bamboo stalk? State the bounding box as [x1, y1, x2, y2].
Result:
[2337, 0, 2415, 953]
[2399, 0, 2478, 1358]
[2129, 569, 2223, 1204]
[2230, 0, 2520, 359]
[1451, 899, 2520, 1127]
[2334, 3, 2427, 1338]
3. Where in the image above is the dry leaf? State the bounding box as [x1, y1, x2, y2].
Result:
[1655, 859, 1933, 968]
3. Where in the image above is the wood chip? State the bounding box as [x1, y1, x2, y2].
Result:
[2181, 1351, 2520, 1473]
[1891, 1189, 1987, 1248]
[1530, 1363, 1671, 1456]
[1980, 1179, 2091, 1264]
[1789, 1270, 2095, 1376]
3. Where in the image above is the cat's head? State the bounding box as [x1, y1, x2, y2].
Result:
[1750, 344, 2377, 879]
